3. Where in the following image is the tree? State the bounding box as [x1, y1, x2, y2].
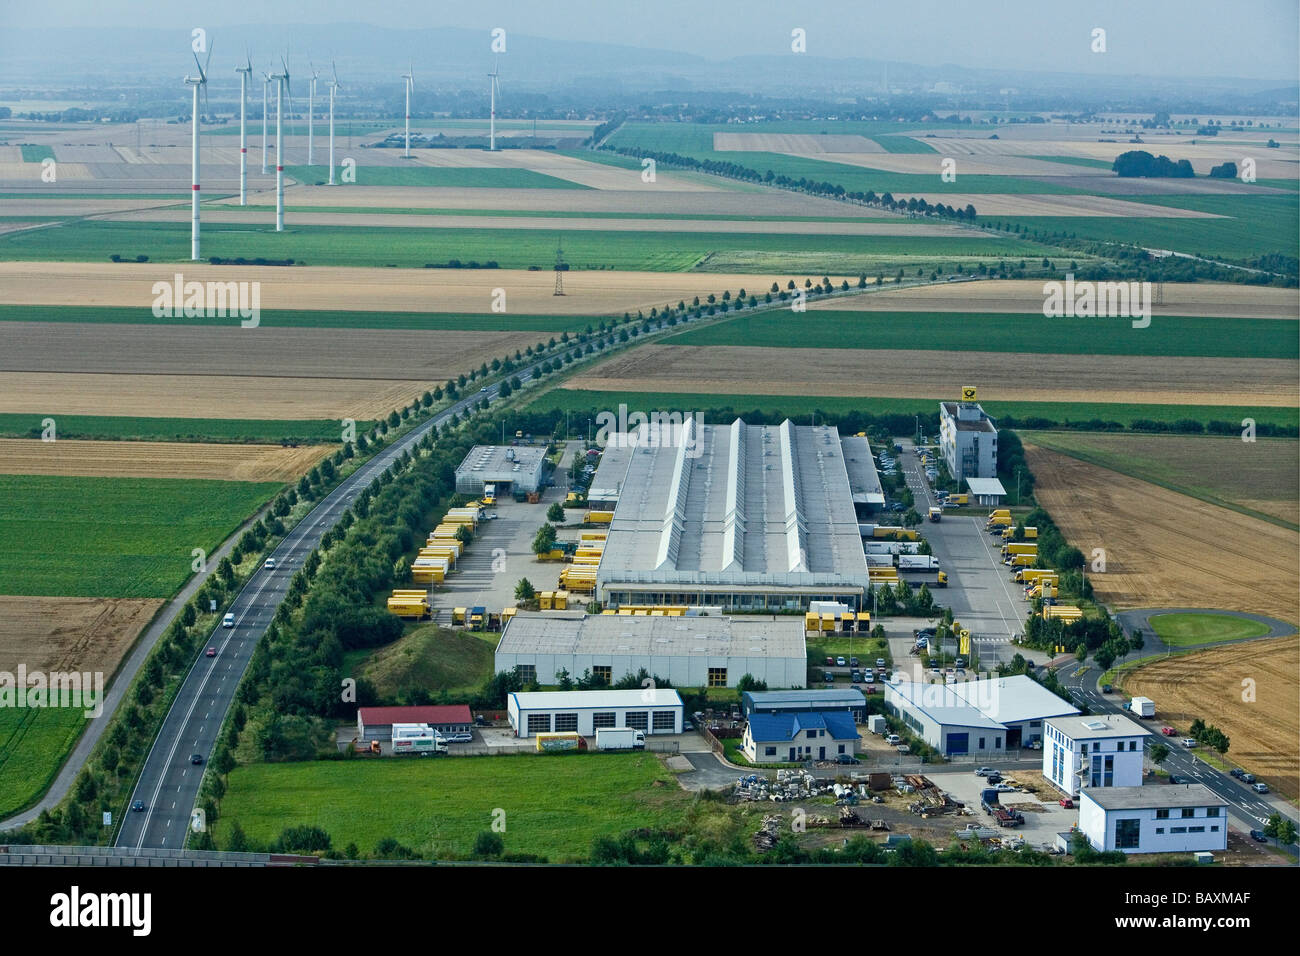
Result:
[473, 831, 504, 857]
[1278, 817, 1297, 846]
[515, 578, 536, 601]
[1148, 742, 1169, 766]
[1129, 629, 1145, 654]
[181, 603, 196, 628]
[546, 502, 565, 523]
[1094, 645, 1115, 672]
[555, 668, 574, 691]
[226, 820, 251, 852]
[531, 523, 558, 554]
[736, 674, 768, 693]
[1074, 643, 1087, 664]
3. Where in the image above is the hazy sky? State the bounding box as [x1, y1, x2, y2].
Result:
[6, 0, 1298, 81]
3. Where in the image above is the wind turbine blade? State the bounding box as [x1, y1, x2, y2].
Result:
[192, 50, 205, 81]
[202, 41, 213, 81]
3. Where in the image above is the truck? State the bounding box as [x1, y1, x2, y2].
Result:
[391, 723, 448, 756]
[482, 483, 496, 505]
[864, 541, 920, 555]
[1002, 543, 1038, 557]
[1005, 553, 1037, 568]
[865, 553, 896, 568]
[928, 506, 942, 523]
[898, 554, 941, 571]
[1128, 696, 1155, 718]
[980, 788, 1024, 827]
[1015, 567, 1056, 584]
[934, 570, 948, 588]
[595, 727, 646, 751]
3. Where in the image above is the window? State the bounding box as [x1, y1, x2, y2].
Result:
[1115, 818, 1140, 849]
[1188, 826, 1204, 833]
[1181, 808, 1195, 818]
[1103, 755, 1113, 787]
[554, 713, 578, 733]
[1129, 740, 1137, 751]
[1155, 828, 1165, 835]
[707, 667, 727, 687]
[526, 713, 551, 734]
[592, 712, 616, 729]
[624, 711, 649, 730]
[592, 665, 612, 685]
[764, 746, 776, 756]
[1210, 826, 1219, 832]
[807, 730, 818, 740]
[652, 711, 676, 731]
[1207, 807, 1220, 818]
[1155, 809, 1170, 820]
[995, 737, 1002, 748]
[838, 744, 845, 754]
[1029, 720, 1040, 728]
[515, 664, 536, 684]
[1171, 826, 1187, 835]
[979, 737, 985, 749]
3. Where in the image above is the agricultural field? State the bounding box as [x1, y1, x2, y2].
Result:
[1124, 637, 1299, 800]
[0, 439, 332, 482]
[0, 707, 93, 819]
[286, 165, 588, 189]
[559, 343, 1298, 409]
[1023, 432, 1299, 528]
[217, 752, 693, 861]
[0, 413, 359, 444]
[0, 474, 281, 598]
[1022, 446, 1299, 624]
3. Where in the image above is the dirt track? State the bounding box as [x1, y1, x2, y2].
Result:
[1023, 445, 1299, 623]
[1124, 638, 1299, 800]
[565, 344, 1299, 407]
[0, 439, 331, 481]
[0, 596, 163, 674]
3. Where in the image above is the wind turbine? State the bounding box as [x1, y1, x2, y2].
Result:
[260, 65, 272, 174]
[184, 43, 211, 261]
[327, 60, 340, 186]
[488, 60, 500, 151]
[271, 55, 291, 232]
[307, 59, 319, 167]
[235, 52, 252, 205]
[402, 62, 414, 158]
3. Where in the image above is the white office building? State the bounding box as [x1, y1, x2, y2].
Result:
[1044, 713, 1151, 798]
[506, 689, 683, 737]
[939, 400, 997, 484]
[1079, 785, 1229, 854]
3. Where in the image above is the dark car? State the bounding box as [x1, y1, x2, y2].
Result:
[1101, 684, 1113, 694]
[850, 657, 860, 667]
[1168, 775, 1185, 784]
[1250, 829, 1268, 843]
[835, 754, 861, 765]
[1242, 773, 1257, 784]
[1230, 768, 1245, 779]
[190, 753, 203, 765]
[131, 799, 145, 812]
[985, 773, 1003, 785]
[825, 656, 835, 667]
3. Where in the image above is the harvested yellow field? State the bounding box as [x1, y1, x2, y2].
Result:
[810, 279, 1300, 319]
[800, 152, 1101, 177]
[0, 438, 331, 482]
[0, 372, 429, 421]
[1124, 638, 1299, 800]
[409, 148, 718, 191]
[564, 344, 1299, 407]
[0, 596, 164, 675]
[0, 261, 798, 316]
[1023, 446, 1299, 623]
[0, 162, 93, 181]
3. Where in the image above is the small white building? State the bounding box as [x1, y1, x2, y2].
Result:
[454, 444, 549, 496]
[507, 688, 683, 738]
[965, 477, 1007, 508]
[1079, 785, 1229, 854]
[1044, 713, 1151, 798]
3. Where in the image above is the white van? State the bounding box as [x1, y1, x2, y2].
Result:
[222, 613, 235, 628]
[884, 734, 901, 746]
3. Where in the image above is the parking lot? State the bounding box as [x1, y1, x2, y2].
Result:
[926, 767, 1080, 848]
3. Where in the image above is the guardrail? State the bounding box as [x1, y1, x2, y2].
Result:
[0, 844, 318, 867]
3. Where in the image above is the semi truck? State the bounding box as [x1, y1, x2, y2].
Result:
[595, 728, 646, 751]
[899, 554, 941, 571]
[864, 541, 921, 555]
[1128, 696, 1155, 718]
[865, 553, 896, 568]
[391, 723, 448, 756]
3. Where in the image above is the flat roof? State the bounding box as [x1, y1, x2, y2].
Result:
[965, 477, 1007, 495]
[886, 682, 1005, 731]
[743, 689, 867, 708]
[595, 419, 870, 590]
[1048, 713, 1151, 740]
[455, 445, 548, 480]
[1082, 784, 1227, 811]
[948, 675, 1079, 724]
[941, 402, 997, 433]
[587, 440, 635, 502]
[498, 611, 808, 660]
[509, 688, 683, 711]
[839, 435, 886, 506]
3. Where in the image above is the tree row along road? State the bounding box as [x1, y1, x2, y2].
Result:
[112, 370, 532, 852]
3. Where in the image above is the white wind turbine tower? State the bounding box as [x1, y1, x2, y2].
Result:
[402, 62, 414, 158]
[271, 55, 291, 232]
[235, 52, 252, 205]
[184, 43, 211, 261]
[327, 60, 340, 185]
[488, 60, 500, 151]
[307, 59, 319, 166]
[260, 65, 272, 174]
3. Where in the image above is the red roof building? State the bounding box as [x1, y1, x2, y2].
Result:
[357, 705, 473, 739]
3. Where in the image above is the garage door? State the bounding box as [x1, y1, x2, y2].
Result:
[947, 732, 969, 755]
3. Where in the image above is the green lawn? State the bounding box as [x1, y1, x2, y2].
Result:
[218, 752, 692, 861]
[0, 412, 360, 444]
[527, 388, 1300, 430]
[0, 219, 1044, 271]
[666, 311, 1297, 359]
[285, 165, 588, 189]
[0, 708, 89, 818]
[1148, 612, 1271, 646]
[0, 475, 281, 597]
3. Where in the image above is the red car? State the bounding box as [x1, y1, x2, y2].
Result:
[1059, 797, 1074, 809]
[1160, 726, 1176, 736]
[206, 647, 217, 658]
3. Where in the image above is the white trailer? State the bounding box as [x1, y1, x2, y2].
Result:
[595, 728, 645, 751]
[391, 723, 448, 755]
[865, 553, 896, 568]
[1128, 696, 1155, 718]
[864, 541, 921, 555]
[898, 555, 941, 571]
[867, 715, 888, 734]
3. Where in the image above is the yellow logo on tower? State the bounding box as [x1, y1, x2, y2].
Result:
[961, 386, 977, 402]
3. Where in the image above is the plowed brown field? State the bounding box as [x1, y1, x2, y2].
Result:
[0, 439, 330, 481]
[0, 596, 163, 674]
[1124, 637, 1299, 800]
[1023, 446, 1299, 623]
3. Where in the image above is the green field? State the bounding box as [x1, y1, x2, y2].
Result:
[0, 412, 356, 444]
[239, 204, 900, 224]
[0, 219, 1044, 271]
[218, 752, 691, 860]
[20, 145, 55, 163]
[1148, 612, 1271, 646]
[666, 311, 1297, 359]
[0, 304, 590, 334]
[0, 708, 88, 818]
[285, 165, 587, 189]
[358, 624, 496, 699]
[528, 388, 1300, 430]
[0, 475, 281, 598]
[1024, 155, 1116, 170]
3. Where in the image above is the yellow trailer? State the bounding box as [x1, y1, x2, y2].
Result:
[386, 599, 429, 618]
[432, 523, 462, 539]
[1001, 542, 1038, 556]
[946, 494, 969, 506]
[452, 607, 468, 625]
[501, 607, 518, 625]
[579, 532, 608, 542]
[539, 591, 555, 610]
[1005, 554, 1036, 568]
[804, 612, 820, 633]
[537, 549, 567, 562]
[1016, 568, 1056, 584]
[584, 510, 615, 524]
